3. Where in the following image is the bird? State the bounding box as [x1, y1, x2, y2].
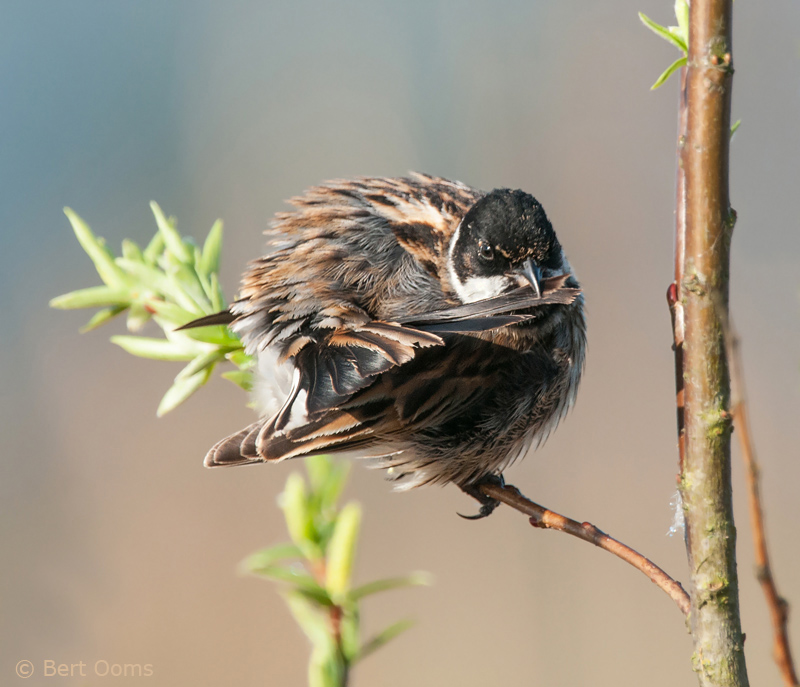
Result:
[188, 173, 586, 517]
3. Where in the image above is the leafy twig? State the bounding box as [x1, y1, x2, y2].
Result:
[243, 456, 431, 687]
[639, 0, 689, 89]
[50, 204, 253, 414]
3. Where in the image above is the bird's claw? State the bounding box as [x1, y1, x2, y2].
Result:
[458, 474, 504, 520]
[457, 501, 500, 520]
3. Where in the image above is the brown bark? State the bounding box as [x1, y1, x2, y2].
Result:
[678, 1, 749, 685]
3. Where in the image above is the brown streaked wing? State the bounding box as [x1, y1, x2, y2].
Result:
[251, 339, 497, 464]
[291, 321, 443, 415]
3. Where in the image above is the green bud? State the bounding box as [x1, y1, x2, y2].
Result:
[64, 208, 129, 288]
[121, 239, 144, 263]
[80, 305, 127, 332]
[282, 473, 319, 556]
[675, 0, 689, 38]
[325, 503, 361, 601]
[142, 231, 165, 265]
[221, 369, 253, 391]
[199, 219, 224, 277]
[110, 335, 201, 361]
[50, 285, 130, 310]
[150, 201, 192, 264]
[157, 366, 213, 416]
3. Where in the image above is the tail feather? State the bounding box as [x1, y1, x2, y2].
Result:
[204, 422, 263, 467]
[204, 412, 387, 467]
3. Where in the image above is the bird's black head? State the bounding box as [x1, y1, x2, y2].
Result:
[447, 189, 565, 304]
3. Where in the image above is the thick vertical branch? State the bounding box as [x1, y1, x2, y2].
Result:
[680, 1, 749, 686]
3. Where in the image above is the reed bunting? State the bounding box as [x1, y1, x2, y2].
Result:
[189, 174, 585, 516]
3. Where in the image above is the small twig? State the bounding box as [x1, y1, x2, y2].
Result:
[669, 65, 689, 476]
[479, 481, 690, 616]
[728, 329, 798, 686]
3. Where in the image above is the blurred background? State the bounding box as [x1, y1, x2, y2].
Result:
[2, 1, 799, 685]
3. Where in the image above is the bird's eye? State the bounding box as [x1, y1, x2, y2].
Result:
[478, 240, 494, 261]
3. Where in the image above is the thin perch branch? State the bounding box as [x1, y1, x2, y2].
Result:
[478, 481, 690, 616]
[728, 330, 799, 687]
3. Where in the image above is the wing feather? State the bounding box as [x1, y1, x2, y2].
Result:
[293, 323, 443, 414]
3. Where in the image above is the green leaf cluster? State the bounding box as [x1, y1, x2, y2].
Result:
[639, 3, 742, 137]
[639, 0, 689, 89]
[242, 455, 431, 687]
[50, 203, 253, 414]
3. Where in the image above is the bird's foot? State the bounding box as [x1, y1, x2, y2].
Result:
[458, 474, 504, 520]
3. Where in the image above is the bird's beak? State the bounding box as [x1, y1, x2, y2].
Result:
[515, 259, 542, 298]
